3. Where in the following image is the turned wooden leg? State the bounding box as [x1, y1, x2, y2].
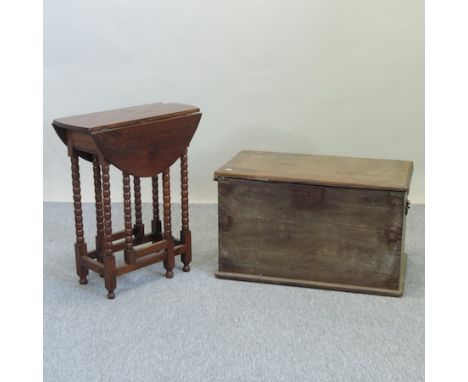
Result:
[123, 172, 135, 264]
[180, 149, 192, 272]
[71, 154, 89, 285]
[102, 162, 116, 299]
[163, 169, 175, 278]
[151, 175, 162, 241]
[93, 157, 104, 264]
[133, 176, 144, 242]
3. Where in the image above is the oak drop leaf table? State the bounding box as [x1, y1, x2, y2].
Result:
[52, 102, 202, 299]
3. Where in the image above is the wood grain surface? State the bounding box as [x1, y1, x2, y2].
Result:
[92, 113, 201, 176]
[217, 177, 408, 294]
[53, 102, 199, 132]
[214, 150, 413, 192]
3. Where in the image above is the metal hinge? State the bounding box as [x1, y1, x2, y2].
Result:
[405, 199, 411, 215]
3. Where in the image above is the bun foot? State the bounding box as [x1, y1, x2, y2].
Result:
[107, 291, 115, 299]
[165, 270, 174, 279]
[79, 277, 88, 285]
[183, 264, 190, 272]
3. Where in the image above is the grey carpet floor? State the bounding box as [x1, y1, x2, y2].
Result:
[44, 203, 424, 382]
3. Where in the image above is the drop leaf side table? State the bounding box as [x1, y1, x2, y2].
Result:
[53, 102, 202, 299]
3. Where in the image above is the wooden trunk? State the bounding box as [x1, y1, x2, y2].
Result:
[214, 151, 413, 296]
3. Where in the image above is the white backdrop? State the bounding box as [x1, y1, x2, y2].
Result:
[44, 0, 424, 203]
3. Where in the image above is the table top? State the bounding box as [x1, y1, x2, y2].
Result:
[53, 102, 200, 133]
[214, 151, 413, 192]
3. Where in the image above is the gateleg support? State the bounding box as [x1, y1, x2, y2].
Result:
[180, 148, 191, 272]
[151, 174, 162, 241]
[180, 230, 192, 272]
[101, 161, 116, 299]
[151, 219, 163, 241]
[133, 176, 145, 242]
[103, 255, 116, 299]
[93, 157, 104, 265]
[71, 153, 89, 285]
[162, 169, 175, 278]
[75, 243, 89, 284]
